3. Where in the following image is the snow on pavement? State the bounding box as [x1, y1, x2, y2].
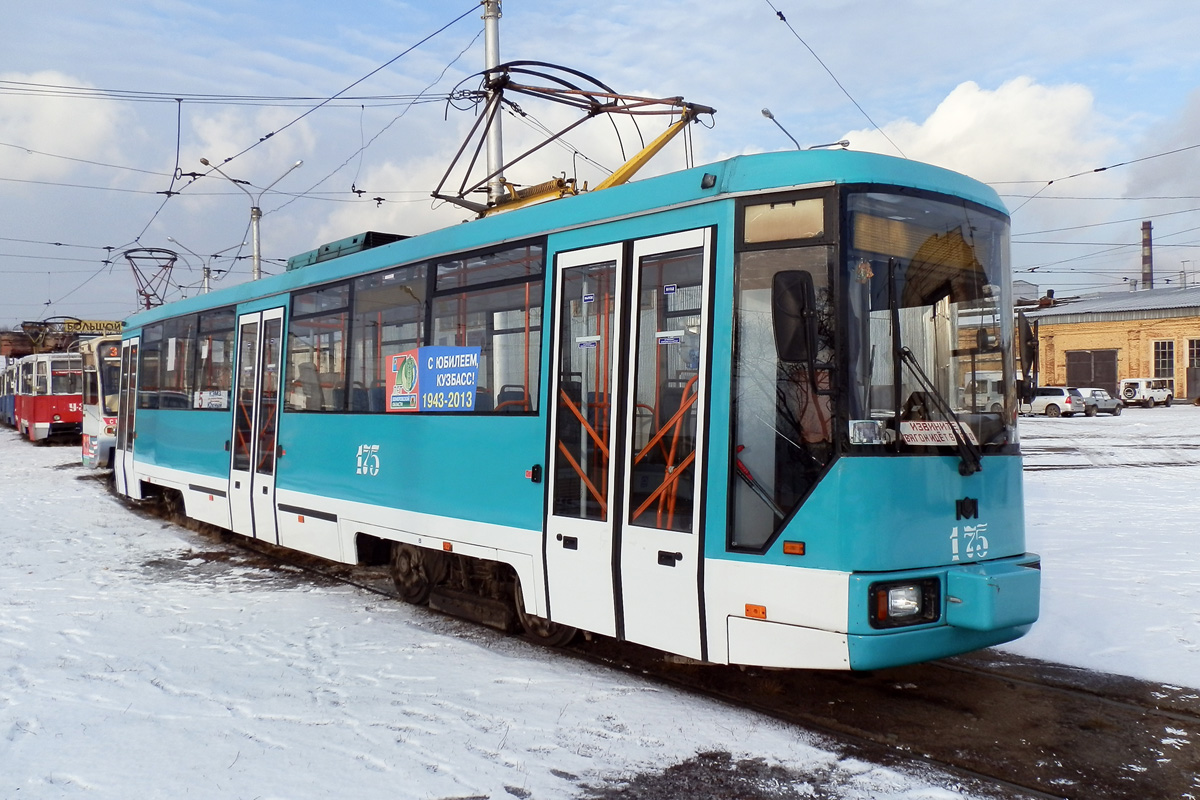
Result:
[1000, 403, 1200, 690]
[0, 430, 973, 799]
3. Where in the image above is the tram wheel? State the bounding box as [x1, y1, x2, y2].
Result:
[513, 578, 577, 647]
[390, 543, 445, 605]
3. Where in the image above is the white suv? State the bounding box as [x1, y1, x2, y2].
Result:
[1120, 378, 1173, 408]
[1021, 386, 1085, 417]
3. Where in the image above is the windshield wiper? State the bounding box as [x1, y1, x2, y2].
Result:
[898, 346, 983, 476]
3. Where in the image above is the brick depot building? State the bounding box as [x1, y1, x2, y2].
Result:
[1027, 285, 1200, 401]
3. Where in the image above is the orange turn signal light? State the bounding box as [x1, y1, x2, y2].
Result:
[442, 542, 453, 552]
[745, 604, 767, 620]
[782, 541, 805, 556]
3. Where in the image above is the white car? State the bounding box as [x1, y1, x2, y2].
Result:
[1021, 386, 1085, 417]
[1119, 378, 1173, 408]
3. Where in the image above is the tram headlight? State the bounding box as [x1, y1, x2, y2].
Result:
[888, 585, 921, 616]
[868, 578, 940, 628]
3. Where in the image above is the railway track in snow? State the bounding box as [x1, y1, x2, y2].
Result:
[121, 485, 1199, 800]
[560, 635, 1200, 800]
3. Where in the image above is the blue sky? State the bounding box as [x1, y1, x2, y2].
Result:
[3, 0, 1200, 329]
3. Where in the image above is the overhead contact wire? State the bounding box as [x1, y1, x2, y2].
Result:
[763, 0, 906, 158]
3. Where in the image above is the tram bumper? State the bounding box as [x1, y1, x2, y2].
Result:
[944, 560, 1041, 631]
[846, 556, 1040, 671]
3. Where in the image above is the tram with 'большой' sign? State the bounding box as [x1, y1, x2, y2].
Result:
[111, 143, 1041, 670]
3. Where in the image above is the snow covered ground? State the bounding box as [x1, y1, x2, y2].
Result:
[1000, 403, 1200, 689]
[1, 405, 1197, 798]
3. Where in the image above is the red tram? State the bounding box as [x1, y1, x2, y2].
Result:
[14, 352, 83, 443]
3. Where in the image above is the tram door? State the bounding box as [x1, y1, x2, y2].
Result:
[546, 244, 626, 637]
[114, 337, 139, 498]
[547, 229, 711, 658]
[228, 308, 285, 543]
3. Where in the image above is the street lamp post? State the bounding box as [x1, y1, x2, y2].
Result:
[167, 237, 248, 294]
[199, 158, 303, 280]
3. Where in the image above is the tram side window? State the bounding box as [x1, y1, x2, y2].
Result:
[728, 246, 835, 551]
[159, 315, 196, 409]
[193, 308, 235, 410]
[83, 364, 98, 406]
[348, 266, 426, 413]
[287, 282, 350, 412]
[138, 324, 163, 409]
[430, 243, 544, 413]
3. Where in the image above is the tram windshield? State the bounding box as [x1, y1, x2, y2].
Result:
[51, 358, 82, 395]
[844, 191, 1013, 453]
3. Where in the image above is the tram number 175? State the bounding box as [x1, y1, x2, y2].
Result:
[951, 524, 989, 562]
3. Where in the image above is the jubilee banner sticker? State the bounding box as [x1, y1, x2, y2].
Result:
[419, 346, 480, 412]
[387, 346, 480, 412]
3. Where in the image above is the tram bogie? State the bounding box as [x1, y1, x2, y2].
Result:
[113, 150, 1039, 670]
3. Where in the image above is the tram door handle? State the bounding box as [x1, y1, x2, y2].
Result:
[556, 534, 578, 550]
[658, 550, 683, 567]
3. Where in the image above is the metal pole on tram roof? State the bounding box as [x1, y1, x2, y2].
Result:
[761, 108, 801, 150]
[199, 158, 302, 281]
[482, 0, 504, 207]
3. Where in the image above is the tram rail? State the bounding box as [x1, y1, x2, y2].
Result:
[120, 480, 1198, 800]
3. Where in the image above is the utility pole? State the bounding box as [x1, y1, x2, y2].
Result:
[200, 158, 302, 280]
[482, 0, 504, 207]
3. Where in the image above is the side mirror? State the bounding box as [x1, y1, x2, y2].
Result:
[772, 271, 818, 362]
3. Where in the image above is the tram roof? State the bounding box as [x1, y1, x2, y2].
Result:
[123, 149, 1005, 331]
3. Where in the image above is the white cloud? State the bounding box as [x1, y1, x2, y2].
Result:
[844, 77, 1117, 186]
[189, 107, 317, 183]
[0, 71, 123, 181]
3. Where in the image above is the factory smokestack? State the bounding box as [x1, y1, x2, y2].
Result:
[1141, 220, 1154, 289]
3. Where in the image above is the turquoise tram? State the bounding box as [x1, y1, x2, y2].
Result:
[114, 149, 1039, 670]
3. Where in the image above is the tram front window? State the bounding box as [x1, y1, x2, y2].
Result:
[844, 191, 1014, 454]
[51, 359, 80, 395]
